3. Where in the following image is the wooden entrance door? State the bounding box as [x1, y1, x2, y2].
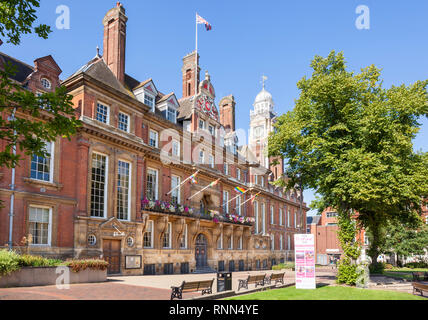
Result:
[103, 239, 121, 274]
[195, 234, 207, 268]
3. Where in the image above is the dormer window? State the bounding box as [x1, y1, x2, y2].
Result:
[166, 106, 176, 123]
[41, 78, 51, 89]
[144, 94, 155, 112]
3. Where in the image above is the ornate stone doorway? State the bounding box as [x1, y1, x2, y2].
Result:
[103, 239, 121, 274]
[195, 233, 208, 268]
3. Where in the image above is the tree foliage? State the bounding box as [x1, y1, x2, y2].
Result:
[0, 0, 80, 169]
[268, 50, 428, 269]
[382, 218, 428, 264]
[0, 0, 51, 45]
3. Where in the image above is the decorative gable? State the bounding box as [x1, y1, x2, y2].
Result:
[34, 55, 62, 75]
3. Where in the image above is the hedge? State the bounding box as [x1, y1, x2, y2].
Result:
[0, 249, 108, 277]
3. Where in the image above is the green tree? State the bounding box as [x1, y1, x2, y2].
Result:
[382, 218, 428, 266]
[0, 0, 51, 45]
[0, 0, 80, 169]
[268, 51, 428, 273]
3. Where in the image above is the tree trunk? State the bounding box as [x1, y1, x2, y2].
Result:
[366, 217, 384, 272]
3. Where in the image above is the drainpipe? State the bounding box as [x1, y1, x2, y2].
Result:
[8, 108, 17, 251]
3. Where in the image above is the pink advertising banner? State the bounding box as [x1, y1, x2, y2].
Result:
[294, 234, 316, 289]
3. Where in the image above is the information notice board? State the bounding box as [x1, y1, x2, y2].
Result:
[294, 234, 316, 289]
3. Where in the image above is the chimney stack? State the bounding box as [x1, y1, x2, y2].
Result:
[103, 2, 128, 84]
[219, 95, 236, 132]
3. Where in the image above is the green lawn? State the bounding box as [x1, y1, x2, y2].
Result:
[382, 268, 428, 281]
[225, 285, 426, 300]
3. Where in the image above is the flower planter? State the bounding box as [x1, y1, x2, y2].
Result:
[0, 266, 107, 288]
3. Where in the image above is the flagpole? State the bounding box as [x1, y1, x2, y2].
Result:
[224, 189, 251, 207]
[187, 179, 220, 201]
[234, 192, 261, 210]
[195, 12, 198, 97]
[166, 170, 200, 196]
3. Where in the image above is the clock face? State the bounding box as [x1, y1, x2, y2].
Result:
[196, 95, 218, 120]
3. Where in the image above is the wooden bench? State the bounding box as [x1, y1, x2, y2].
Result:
[265, 272, 285, 285]
[412, 272, 428, 281]
[170, 279, 214, 300]
[412, 282, 428, 297]
[237, 274, 266, 291]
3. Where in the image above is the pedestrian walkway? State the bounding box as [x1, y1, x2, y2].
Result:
[369, 275, 414, 294]
[0, 269, 338, 300]
[0, 282, 178, 300]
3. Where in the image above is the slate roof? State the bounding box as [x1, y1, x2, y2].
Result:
[177, 96, 194, 121]
[0, 51, 34, 84]
[124, 73, 141, 91]
[68, 57, 135, 98]
[157, 92, 175, 104]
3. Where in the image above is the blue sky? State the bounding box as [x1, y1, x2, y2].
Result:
[3, 0, 427, 215]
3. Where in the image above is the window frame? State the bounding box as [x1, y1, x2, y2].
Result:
[171, 175, 181, 205]
[30, 141, 54, 183]
[117, 160, 131, 221]
[180, 224, 188, 249]
[143, 220, 154, 248]
[217, 230, 223, 249]
[209, 154, 214, 168]
[162, 222, 172, 249]
[96, 102, 110, 124]
[90, 152, 108, 219]
[28, 205, 52, 246]
[236, 195, 242, 216]
[198, 119, 206, 130]
[199, 150, 205, 164]
[149, 129, 159, 148]
[261, 203, 266, 234]
[208, 124, 215, 136]
[118, 111, 130, 133]
[144, 93, 155, 112]
[270, 205, 274, 224]
[166, 106, 177, 123]
[146, 168, 159, 201]
[254, 200, 259, 234]
[223, 191, 229, 214]
[172, 139, 180, 157]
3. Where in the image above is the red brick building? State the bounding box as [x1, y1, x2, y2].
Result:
[308, 204, 428, 265]
[307, 208, 366, 265]
[0, 3, 308, 275]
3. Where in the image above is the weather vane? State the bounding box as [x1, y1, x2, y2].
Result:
[261, 75, 268, 89]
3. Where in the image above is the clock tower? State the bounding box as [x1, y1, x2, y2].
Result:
[249, 76, 283, 179]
